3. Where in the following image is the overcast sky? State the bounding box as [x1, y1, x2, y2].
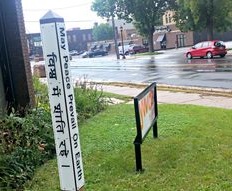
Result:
[22, 0, 105, 33]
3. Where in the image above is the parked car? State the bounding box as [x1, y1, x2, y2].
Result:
[128, 44, 149, 54]
[88, 49, 108, 58]
[81, 49, 108, 58]
[186, 40, 227, 59]
[81, 51, 89, 58]
[118, 44, 131, 55]
[69, 50, 78, 56]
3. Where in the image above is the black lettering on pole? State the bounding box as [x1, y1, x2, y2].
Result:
[64, 55, 69, 63]
[73, 133, 78, 148]
[75, 152, 82, 181]
[47, 52, 57, 79]
[52, 86, 61, 97]
[60, 27, 66, 50]
[53, 103, 66, 133]
[59, 140, 69, 157]
[62, 56, 71, 89]
[68, 94, 77, 129]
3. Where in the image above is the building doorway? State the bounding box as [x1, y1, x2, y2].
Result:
[177, 34, 186, 48]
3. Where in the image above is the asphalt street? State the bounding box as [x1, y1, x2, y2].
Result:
[70, 45, 232, 89]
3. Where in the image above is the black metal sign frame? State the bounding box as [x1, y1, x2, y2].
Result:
[133, 82, 158, 171]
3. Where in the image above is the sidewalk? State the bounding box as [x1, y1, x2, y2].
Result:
[102, 85, 232, 109]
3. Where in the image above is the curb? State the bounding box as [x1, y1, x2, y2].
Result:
[157, 84, 232, 98]
[98, 82, 232, 98]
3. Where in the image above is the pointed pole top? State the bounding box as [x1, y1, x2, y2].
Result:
[40, 10, 64, 24]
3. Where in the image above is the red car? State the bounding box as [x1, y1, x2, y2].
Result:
[128, 45, 149, 54]
[186, 40, 227, 59]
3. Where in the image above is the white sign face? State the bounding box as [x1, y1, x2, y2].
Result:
[40, 21, 84, 190]
[138, 89, 155, 138]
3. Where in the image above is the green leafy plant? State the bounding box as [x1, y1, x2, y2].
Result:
[0, 77, 109, 190]
[0, 108, 54, 190]
[74, 79, 108, 123]
[33, 77, 50, 111]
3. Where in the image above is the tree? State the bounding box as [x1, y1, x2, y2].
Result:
[120, 0, 176, 52]
[92, 0, 175, 52]
[92, 23, 114, 41]
[91, 0, 121, 59]
[174, 0, 232, 40]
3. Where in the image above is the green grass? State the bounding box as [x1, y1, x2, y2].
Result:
[25, 104, 232, 191]
[102, 91, 132, 102]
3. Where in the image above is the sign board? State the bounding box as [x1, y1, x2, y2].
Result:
[40, 11, 84, 190]
[134, 82, 158, 143]
[134, 82, 158, 171]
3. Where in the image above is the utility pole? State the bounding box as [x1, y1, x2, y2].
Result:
[111, 15, 120, 59]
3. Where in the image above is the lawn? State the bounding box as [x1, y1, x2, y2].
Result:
[25, 104, 232, 191]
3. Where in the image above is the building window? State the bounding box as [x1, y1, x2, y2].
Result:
[88, 34, 92, 41]
[83, 34, 86, 41]
[34, 41, 42, 47]
[165, 15, 168, 24]
[168, 14, 172, 23]
[177, 34, 186, 48]
[68, 35, 71, 43]
[72, 35, 77, 42]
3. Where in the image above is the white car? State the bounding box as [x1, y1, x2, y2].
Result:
[118, 44, 132, 55]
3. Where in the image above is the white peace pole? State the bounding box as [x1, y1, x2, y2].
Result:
[40, 11, 84, 191]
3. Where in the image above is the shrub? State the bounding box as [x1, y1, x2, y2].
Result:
[0, 108, 54, 190]
[33, 76, 108, 122]
[0, 77, 108, 190]
[0, 77, 54, 190]
[74, 80, 108, 123]
[33, 77, 49, 111]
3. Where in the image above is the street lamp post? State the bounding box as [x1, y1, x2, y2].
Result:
[120, 26, 126, 59]
[111, 16, 120, 59]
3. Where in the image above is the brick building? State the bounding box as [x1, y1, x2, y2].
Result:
[27, 28, 94, 57]
[153, 10, 194, 50]
[0, 0, 34, 115]
[154, 10, 232, 50]
[108, 17, 193, 50]
[67, 28, 93, 52]
[27, 33, 43, 57]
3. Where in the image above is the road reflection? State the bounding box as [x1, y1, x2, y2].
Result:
[184, 58, 232, 72]
[67, 52, 232, 88]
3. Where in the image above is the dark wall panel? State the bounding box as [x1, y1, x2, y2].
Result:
[0, 0, 34, 113]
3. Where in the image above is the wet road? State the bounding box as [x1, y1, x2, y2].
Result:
[70, 47, 232, 89]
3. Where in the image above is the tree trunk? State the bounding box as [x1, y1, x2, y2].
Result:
[148, 30, 154, 52]
[111, 16, 120, 59]
[207, 25, 213, 41]
[207, 0, 214, 40]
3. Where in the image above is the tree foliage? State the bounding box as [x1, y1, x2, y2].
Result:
[92, 23, 114, 41]
[92, 0, 175, 52]
[121, 0, 175, 51]
[91, 0, 121, 59]
[174, 0, 232, 40]
[91, 0, 120, 18]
